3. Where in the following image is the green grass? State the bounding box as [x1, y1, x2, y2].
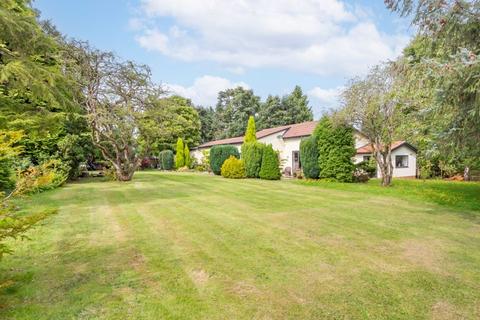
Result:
[1, 172, 479, 319]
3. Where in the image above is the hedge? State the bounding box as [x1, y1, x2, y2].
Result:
[259, 144, 281, 180]
[210, 145, 240, 175]
[300, 136, 319, 179]
[241, 142, 265, 178]
[221, 156, 246, 179]
[159, 150, 174, 170]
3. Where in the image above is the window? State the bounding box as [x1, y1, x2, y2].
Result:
[363, 155, 371, 162]
[395, 155, 408, 168]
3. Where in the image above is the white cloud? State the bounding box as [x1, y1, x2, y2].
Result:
[167, 75, 249, 106]
[308, 86, 344, 115]
[133, 0, 409, 76]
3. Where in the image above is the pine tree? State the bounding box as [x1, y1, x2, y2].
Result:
[175, 138, 185, 168]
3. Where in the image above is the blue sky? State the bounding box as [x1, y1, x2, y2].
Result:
[35, 0, 413, 117]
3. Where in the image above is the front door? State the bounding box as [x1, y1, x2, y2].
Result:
[292, 151, 301, 172]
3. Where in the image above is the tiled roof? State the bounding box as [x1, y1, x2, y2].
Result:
[356, 141, 417, 154]
[196, 121, 317, 148]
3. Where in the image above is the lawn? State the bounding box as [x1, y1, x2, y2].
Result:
[1, 172, 479, 319]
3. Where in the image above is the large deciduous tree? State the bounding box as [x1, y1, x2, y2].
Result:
[340, 64, 403, 186]
[67, 41, 162, 181]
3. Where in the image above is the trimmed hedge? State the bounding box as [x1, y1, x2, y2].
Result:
[300, 136, 319, 179]
[259, 144, 281, 180]
[159, 150, 174, 170]
[210, 145, 240, 175]
[241, 142, 265, 178]
[221, 156, 246, 179]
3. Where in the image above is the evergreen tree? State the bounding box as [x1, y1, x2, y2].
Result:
[259, 145, 281, 180]
[175, 138, 185, 168]
[314, 116, 355, 182]
[300, 136, 320, 179]
[282, 86, 314, 124]
[244, 116, 257, 143]
[257, 95, 285, 129]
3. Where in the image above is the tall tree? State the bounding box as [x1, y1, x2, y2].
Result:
[67, 41, 162, 181]
[138, 95, 201, 155]
[196, 106, 216, 143]
[386, 0, 480, 179]
[282, 86, 314, 124]
[340, 63, 403, 186]
[215, 87, 261, 139]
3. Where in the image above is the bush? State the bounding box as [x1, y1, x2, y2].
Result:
[314, 116, 356, 182]
[159, 150, 174, 170]
[184, 144, 191, 168]
[175, 138, 185, 168]
[356, 160, 376, 177]
[221, 156, 246, 179]
[259, 144, 281, 180]
[14, 160, 68, 195]
[241, 142, 265, 178]
[210, 145, 240, 175]
[300, 136, 319, 179]
[353, 168, 370, 183]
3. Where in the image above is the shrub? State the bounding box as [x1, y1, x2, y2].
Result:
[221, 156, 246, 179]
[210, 145, 240, 175]
[300, 136, 319, 179]
[201, 149, 211, 172]
[14, 160, 68, 195]
[175, 138, 185, 168]
[259, 144, 281, 180]
[241, 142, 265, 178]
[353, 168, 370, 183]
[314, 116, 356, 182]
[159, 150, 174, 170]
[177, 166, 191, 172]
[184, 144, 191, 168]
[244, 116, 257, 143]
[356, 160, 376, 177]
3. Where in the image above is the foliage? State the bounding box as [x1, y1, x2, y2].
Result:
[221, 156, 246, 179]
[14, 160, 68, 195]
[314, 116, 355, 182]
[138, 96, 201, 155]
[241, 142, 265, 178]
[199, 149, 211, 172]
[184, 144, 191, 169]
[386, 0, 480, 178]
[175, 138, 185, 169]
[257, 86, 314, 130]
[196, 106, 216, 143]
[66, 41, 163, 181]
[355, 160, 377, 178]
[259, 144, 281, 180]
[209, 145, 240, 175]
[243, 116, 257, 143]
[214, 87, 261, 139]
[158, 150, 174, 170]
[0, 131, 23, 192]
[299, 136, 319, 179]
[340, 64, 403, 186]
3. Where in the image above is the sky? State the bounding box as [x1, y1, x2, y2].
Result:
[35, 0, 413, 117]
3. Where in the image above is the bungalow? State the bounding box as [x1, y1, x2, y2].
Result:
[191, 121, 417, 178]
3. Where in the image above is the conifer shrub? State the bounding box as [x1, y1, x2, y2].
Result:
[159, 150, 174, 170]
[241, 142, 265, 178]
[259, 144, 281, 180]
[300, 136, 319, 179]
[175, 138, 185, 168]
[221, 156, 246, 179]
[210, 145, 240, 175]
[314, 116, 356, 182]
[244, 116, 257, 143]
